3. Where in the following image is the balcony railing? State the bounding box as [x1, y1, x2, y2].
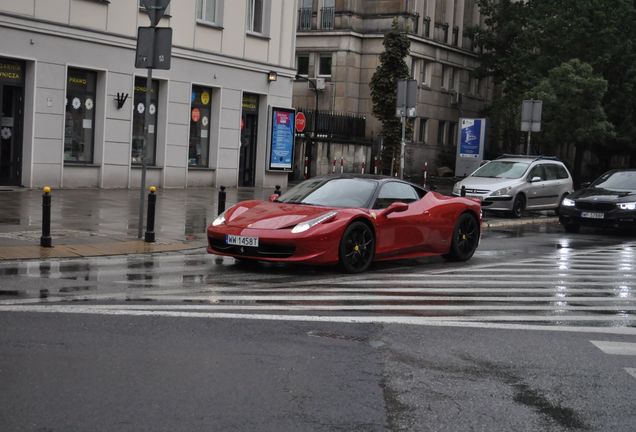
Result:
[297, 7, 312, 31]
[320, 6, 335, 30]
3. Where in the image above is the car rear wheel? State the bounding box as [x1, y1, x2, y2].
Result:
[562, 223, 580, 233]
[511, 194, 525, 218]
[339, 221, 375, 273]
[443, 213, 480, 262]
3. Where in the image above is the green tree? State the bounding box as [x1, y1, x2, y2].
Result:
[370, 20, 410, 174]
[526, 59, 614, 182]
[469, 0, 636, 172]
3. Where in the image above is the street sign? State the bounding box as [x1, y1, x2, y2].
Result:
[521, 99, 542, 132]
[135, 27, 173, 69]
[295, 111, 306, 133]
[140, 0, 171, 27]
[396, 79, 418, 114]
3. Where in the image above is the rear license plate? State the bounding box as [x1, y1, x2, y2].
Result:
[226, 235, 259, 247]
[581, 212, 604, 219]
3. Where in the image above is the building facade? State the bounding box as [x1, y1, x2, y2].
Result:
[0, 0, 297, 189]
[294, 0, 492, 179]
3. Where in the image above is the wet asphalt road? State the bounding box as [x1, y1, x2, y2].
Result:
[1, 223, 636, 431]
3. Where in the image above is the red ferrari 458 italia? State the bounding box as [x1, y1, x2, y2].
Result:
[207, 175, 482, 273]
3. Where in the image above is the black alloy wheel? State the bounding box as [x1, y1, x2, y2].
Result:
[443, 213, 480, 262]
[511, 194, 525, 218]
[339, 221, 375, 273]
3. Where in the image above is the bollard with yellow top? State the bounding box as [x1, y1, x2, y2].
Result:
[144, 186, 157, 243]
[40, 186, 52, 247]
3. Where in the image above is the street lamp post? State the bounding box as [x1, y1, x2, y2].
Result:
[295, 75, 319, 177]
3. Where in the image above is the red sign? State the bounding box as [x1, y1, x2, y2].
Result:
[191, 108, 201, 122]
[295, 112, 306, 133]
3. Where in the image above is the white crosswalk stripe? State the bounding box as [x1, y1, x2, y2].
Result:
[1, 242, 635, 334]
[590, 340, 636, 381]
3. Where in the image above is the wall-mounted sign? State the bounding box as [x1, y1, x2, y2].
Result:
[269, 107, 295, 171]
[0, 60, 23, 85]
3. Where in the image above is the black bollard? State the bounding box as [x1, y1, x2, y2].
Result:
[144, 186, 157, 243]
[274, 185, 281, 196]
[461, 185, 466, 197]
[218, 186, 226, 214]
[40, 186, 52, 247]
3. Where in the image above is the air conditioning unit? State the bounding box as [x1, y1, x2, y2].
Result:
[315, 77, 326, 90]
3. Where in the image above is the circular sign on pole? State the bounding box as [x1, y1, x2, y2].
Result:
[191, 108, 201, 122]
[295, 112, 306, 133]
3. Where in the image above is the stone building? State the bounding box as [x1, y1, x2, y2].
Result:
[0, 0, 297, 189]
[293, 0, 492, 180]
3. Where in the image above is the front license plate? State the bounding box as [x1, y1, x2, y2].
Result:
[226, 235, 259, 247]
[581, 212, 605, 219]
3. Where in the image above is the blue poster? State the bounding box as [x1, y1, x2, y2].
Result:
[459, 119, 482, 158]
[269, 108, 295, 170]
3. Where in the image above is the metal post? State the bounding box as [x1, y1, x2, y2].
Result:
[138, 67, 153, 238]
[332, 158, 336, 174]
[40, 186, 52, 247]
[217, 185, 226, 214]
[526, 130, 532, 155]
[461, 185, 466, 197]
[340, 156, 344, 174]
[144, 186, 157, 243]
[374, 156, 378, 175]
[423, 161, 428, 187]
[361, 161, 366, 175]
[304, 156, 309, 179]
[400, 115, 406, 179]
[274, 185, 281, 196]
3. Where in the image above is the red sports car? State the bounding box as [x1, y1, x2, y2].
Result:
[207, 175, 482, 273]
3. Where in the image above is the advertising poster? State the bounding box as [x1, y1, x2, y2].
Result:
[269, 107, 295, 170]
[459, 118, 482, 158]
[455, 118, 487, 177]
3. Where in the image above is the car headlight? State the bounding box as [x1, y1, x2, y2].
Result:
[291, 211, 337, 234]
[452, 183, 461, 195]
[561, 198, 575, 207]
[212, 211, 226, 226]
[491, 186, 511, 197]
[618, 202, 636, 210]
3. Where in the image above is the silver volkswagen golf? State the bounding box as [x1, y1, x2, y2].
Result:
[452, 155, 574, 217]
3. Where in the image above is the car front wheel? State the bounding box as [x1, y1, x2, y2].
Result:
[339, 221, 375, 273]
[511, 194, 525, 218]
[443, 213, 480, 262]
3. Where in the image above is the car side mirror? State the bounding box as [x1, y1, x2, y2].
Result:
[581, 181, 591, 188]
[380, 202, 409, 217]
[529, 176, 542, 183]
[269, 194, 279, 202]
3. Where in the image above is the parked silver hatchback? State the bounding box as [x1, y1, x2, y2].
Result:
[452, 155, 574, 217]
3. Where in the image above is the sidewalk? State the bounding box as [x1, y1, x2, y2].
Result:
[0, 185, 558, 261]
[0, 186, 275, 261]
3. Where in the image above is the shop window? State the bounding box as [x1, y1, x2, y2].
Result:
[131, 77, 159, 165]
[189, 86, 212, 167]
[64, 68, 97, 163]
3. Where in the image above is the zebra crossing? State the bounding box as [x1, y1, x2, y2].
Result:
[0, 242, 635, 335]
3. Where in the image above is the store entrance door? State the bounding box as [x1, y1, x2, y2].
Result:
[239, 93, 259, 187]
[0, 59, 25, 186]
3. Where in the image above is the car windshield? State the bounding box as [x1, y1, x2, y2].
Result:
[471, 161, 530, 179]
[276, 178, 378, 208]
[590, 171, 636, 192]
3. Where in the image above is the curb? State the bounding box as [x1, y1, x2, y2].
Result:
[483, 216, 559, 229]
